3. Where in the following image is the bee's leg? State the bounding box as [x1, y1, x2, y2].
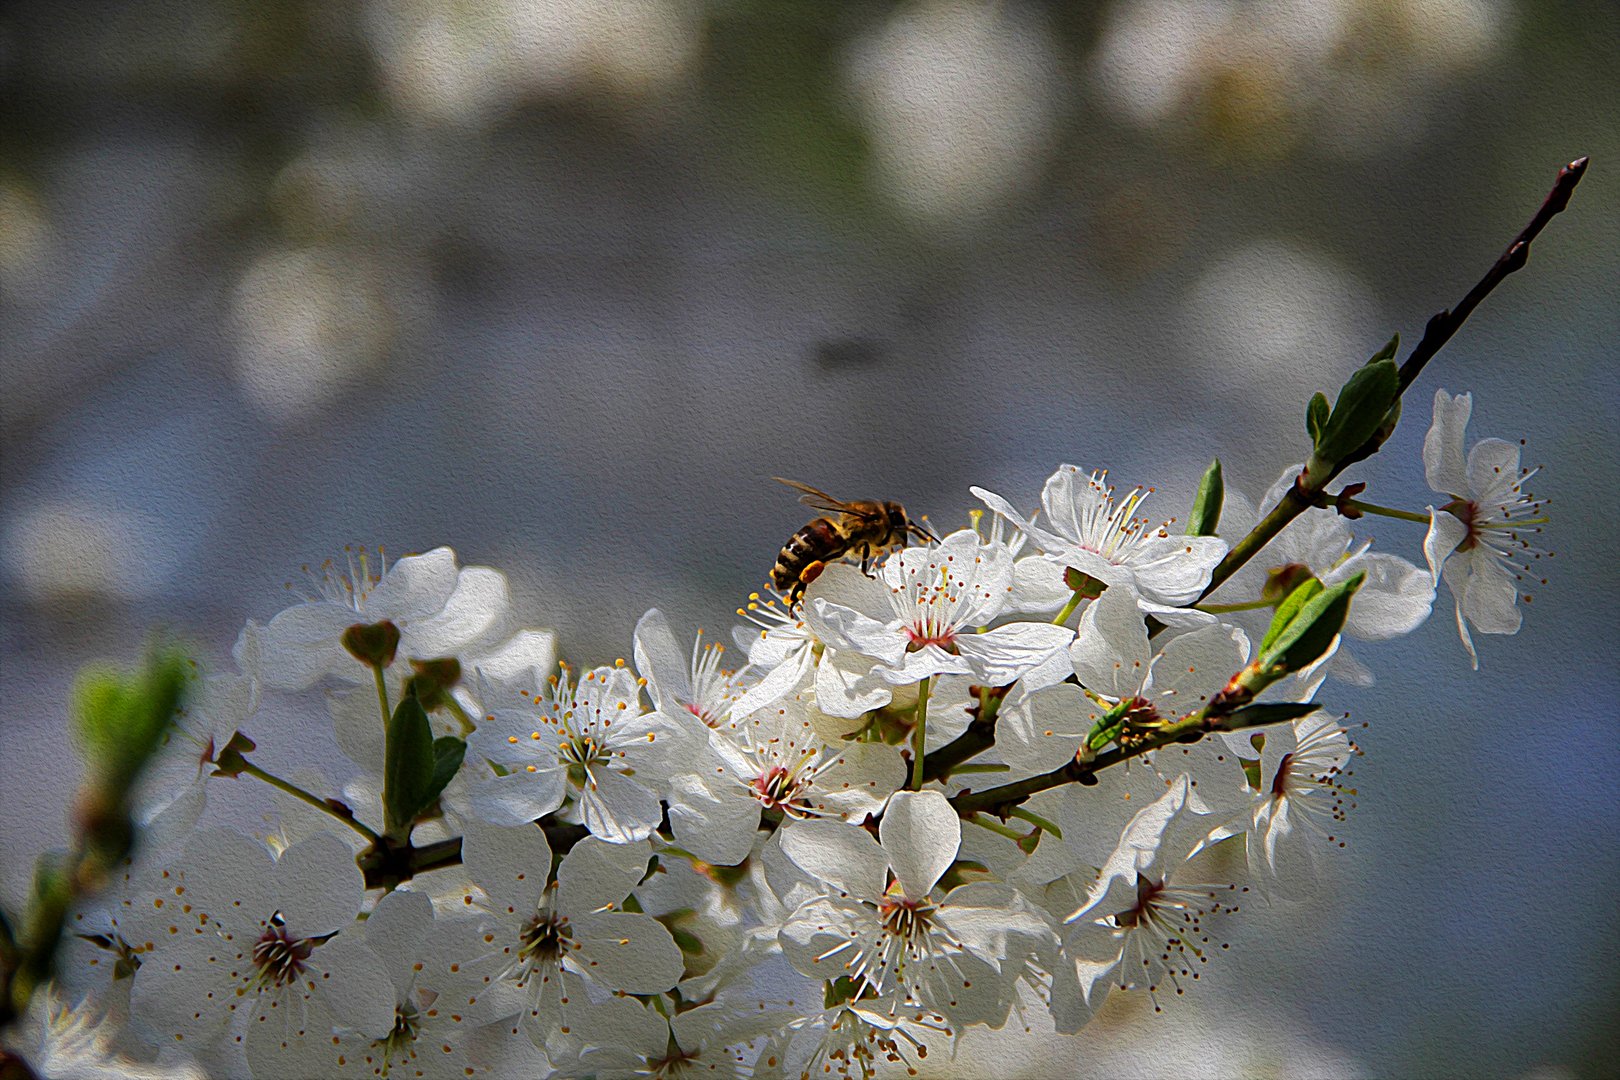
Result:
[859, 544, 874, 577]
[793, 561, 826, 607]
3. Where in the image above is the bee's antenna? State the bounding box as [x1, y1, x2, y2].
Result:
[911, 516, 939, 543]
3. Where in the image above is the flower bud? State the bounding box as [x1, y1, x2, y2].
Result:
[341, 620, 400, 669]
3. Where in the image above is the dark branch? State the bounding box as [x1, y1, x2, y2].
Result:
[1398, 156, 1588, 393]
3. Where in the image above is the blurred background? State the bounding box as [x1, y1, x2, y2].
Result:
[1, 1, 1616, 1075]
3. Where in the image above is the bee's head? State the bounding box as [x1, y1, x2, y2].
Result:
[886, 502, 937, 545]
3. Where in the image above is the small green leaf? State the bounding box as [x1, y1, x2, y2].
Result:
[1367, 332, 1400, 365]
[1316, 358, 1400, 466]
[1259, 577, 1323, 656]
[72, 648, 189, 787]
[420, 736, 467, 812]
[1259, 571, 1366, 675]
[383, 693, 435, 838]
[1306, 392, 1331, 446]
[1085, 698, 1132, 752]
[1186, 458, 1223, 537]
[211, 731, 258, 778]
[1223, 702, 1322, 730]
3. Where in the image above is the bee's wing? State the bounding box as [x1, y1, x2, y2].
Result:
[773, 477, 859, 515]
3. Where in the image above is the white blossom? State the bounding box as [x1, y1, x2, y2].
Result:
[973, 465, 1228, 619]
[667, 690, 905, 866]
[805, 530, 1073, 719]
[1422, 389, 1550, 667]
[128, 831, 393, 1076]
[254, 546, 510, 690]
[779, 791, 1057, 1027]
[456, 822, 684, 1051]
[1062, 776, 1245, 1015]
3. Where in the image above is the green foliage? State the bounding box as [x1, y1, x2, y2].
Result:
[383, 693, 435, 839]
[1186, 458, 1224, 536]
[71, 647, 188, 789]
[1258, 571, 1366, 675]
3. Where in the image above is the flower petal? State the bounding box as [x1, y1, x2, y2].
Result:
[460, 819, 551, 915]
[1466, 437, 1523, 504]
[880, 790, 960, 901]
[954, 621, 1074, 685]
[780, 819, 887, 899]
[1423, 509, 1469, 585]
[557, 836, 653, 913]
[1423, 388, 1472, 496]
[273, 833, 365, 935]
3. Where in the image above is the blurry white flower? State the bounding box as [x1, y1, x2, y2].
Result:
[3, 988, 206, 1080]
[255, 546, 509, 690]
[467, 662, 693, 841]
[1422, 389, 1549, 668]
[129, 831, 392, 1074]
[134, 636, 260, 852]
[843, 0, 1059, 227]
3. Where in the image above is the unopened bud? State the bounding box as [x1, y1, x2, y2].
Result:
[406, 657, 462, 711]
[342, 620, 400, 669]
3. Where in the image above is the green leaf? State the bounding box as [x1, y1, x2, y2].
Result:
[1223, 702, 1322, 731]
[1259, 577, 1323, 656]
[383, 693, 435, 838]
[1185, 458, 1223, 537]
[1260, 571, 1366, 675]
[72, 648, 189, 787]
[1367, 332, 1400, 365]
[1306, 392, 1331, 446]
[421, 736, 467, 812]
[1315, 358, 1400, 466]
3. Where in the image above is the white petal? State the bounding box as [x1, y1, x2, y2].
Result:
[879, 790, 960, 901]
[1069, 587, 1149, 699]
[808, 599, 905, 664]
[273, 833, 364, 935]
[403, 565, 508, 658]
[557, 836, 653, 913]
[1147, 622, 1249, 721]
[314, 935, 397, 1037]
[780, 820, 887, 898]
[459, 819, 551, 915]
[729, 645, 813, 719]
[366, 546, 460, 621]
[1466, 437, 1523, 503]
[257, 602, 360, 690]
[1335, 551, 1434, 640]
[469, 767, 566, 827]
[813, 648, 893, 719]
[1127, 535, 1228, 606]
[995, 683, 1089, 777]
[359, 888, 434, 990]
[632, 607, 691, 714]
[469, 628, 558, 690]
[804, 560, 893, 619]
[1423, 388, 1472, 495]
[577, 767, 663, 843]
[667, 772, 761, 867]
[954, 622, 1074, 685]
[1457, 552, 1523, 635]
[571, 911, 684, 993]
[1423, 509, 1469, 585]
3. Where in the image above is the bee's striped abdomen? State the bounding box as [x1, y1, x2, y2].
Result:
[773, 516, 843, 600]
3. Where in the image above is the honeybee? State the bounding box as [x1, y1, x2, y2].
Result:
[771, 478, 937, 606]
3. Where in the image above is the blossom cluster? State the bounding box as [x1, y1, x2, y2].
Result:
[10, 389, 1547, 1079]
